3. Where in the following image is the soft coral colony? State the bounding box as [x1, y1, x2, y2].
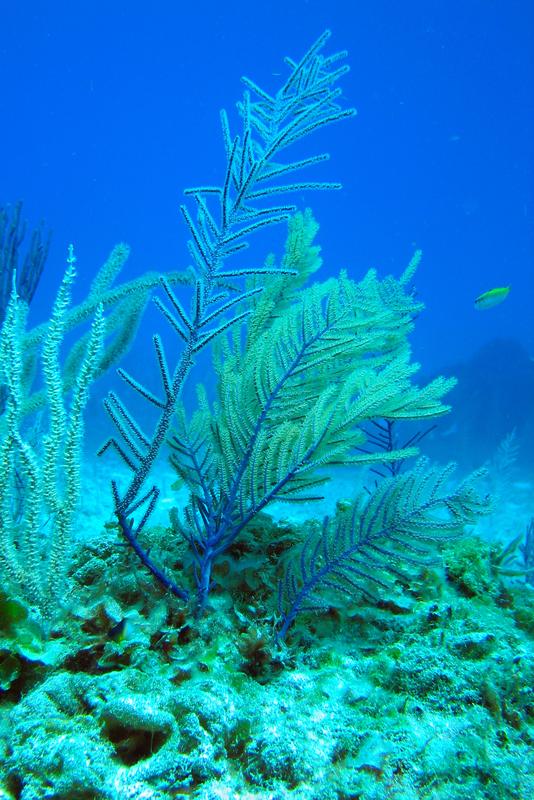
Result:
[0, 31, 489, 642]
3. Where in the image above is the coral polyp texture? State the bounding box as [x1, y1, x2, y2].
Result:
[0, 31, 532, 800]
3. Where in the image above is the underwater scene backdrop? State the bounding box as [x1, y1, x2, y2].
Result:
[0, 2, 533, 798]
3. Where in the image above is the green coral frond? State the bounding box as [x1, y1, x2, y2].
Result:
[9, 244, 193, 424]
[399, 248, 422, 288]
[0, 248, 105, 622]
[277, 460, 491, 638]
[171, 229, 454, 542]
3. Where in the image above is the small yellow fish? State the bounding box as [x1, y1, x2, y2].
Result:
[107, 617, 137, 643]
[474, 286, 510, 310]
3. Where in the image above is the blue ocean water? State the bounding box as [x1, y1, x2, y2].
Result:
[2, 1, 533, 459]
[0, 2, 533, 798]
[2, 1, 532, 354]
